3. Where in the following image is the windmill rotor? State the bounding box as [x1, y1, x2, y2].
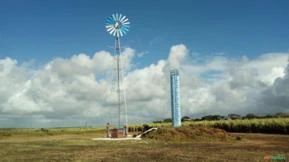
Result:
[105, 13, 130, 37]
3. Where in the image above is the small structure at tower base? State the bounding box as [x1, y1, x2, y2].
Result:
[111, 128, 127, 138]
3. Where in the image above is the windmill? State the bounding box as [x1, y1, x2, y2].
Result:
[105, 13, 130, 130]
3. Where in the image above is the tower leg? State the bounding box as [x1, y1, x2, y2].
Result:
[115, 36, 121, 129]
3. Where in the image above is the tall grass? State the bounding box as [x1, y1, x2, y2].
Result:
[129, 118, 289, 134]
[203, 118, 289, 134]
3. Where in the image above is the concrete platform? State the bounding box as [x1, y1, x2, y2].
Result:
[92, 127, 158, 141]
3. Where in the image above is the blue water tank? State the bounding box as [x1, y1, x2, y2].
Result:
[170, 69, 181, 127]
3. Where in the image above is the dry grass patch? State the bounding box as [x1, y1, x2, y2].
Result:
[143, 126, 234, 142]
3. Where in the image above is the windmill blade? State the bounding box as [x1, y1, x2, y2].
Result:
[119, 14, 122, 21]
[105, 25, 114, 29]
[107, 17, 115, 24]
[120, 15, 126, 22]
[112, 29, 117, 37]
[106, 17, 113, 24]
[112, 14, 117, 21]
[116, 13, 120, 21]
[123, 21, 130, 25]
[122, 18, 129, 23]
[106, 28, 112, 32]
[107, 27, 114, 32]
[109, 28, 115, 35]
[106, 27, 114, 32]
[119, 30, 124, 37]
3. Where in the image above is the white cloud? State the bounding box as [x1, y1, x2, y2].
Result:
[0, 45, 289, 128]
[137, 51, 149, 58]
[168, 44, 188, 69]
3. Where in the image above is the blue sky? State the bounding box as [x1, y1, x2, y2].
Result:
[1, 0, 289, 67]
[1, 0, 289, 127]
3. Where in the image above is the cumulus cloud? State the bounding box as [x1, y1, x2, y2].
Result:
[0, 44, 289, 128]
[168, 44, 188, 69]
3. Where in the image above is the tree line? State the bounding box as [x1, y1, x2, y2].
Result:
[153, 112, 289, 123]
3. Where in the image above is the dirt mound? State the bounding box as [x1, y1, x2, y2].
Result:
[142, 126, 233, 141]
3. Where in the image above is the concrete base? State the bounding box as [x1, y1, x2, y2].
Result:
[92, 127, 158, 141]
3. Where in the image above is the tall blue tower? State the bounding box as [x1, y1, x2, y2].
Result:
[170, 69, 181, 127]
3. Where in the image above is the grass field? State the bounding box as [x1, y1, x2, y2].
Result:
[0, 127, 289, 162]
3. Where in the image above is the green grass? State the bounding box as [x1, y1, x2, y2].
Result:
[0, 128, 288, 161]
[189, 118, 289, 134]
[0, 127, 104, 138]
[0, 118, 289, 161]
[129, 118, 289, 134]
